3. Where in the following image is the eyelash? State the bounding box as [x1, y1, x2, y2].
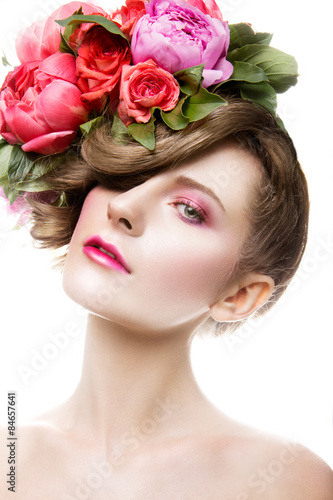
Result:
[173, 199, 207, 225]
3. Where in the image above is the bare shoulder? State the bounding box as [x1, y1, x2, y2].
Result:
[212, 421, 333, 500]
[297, 450, 331, 498]
[1, 415, 57, 468]
[0, 412, 73, 500]
[259, 438, 333, 500]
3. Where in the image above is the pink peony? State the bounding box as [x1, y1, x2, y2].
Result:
[0, 53, 89, 155]
[36, 52, 78, 89]
[15, 1, 107, 64]
[15, 19, 45, 64]
[131, 0, 233, 88]
[118, 60, 180, 126]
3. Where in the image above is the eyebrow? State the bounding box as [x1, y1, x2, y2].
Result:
[174, 175, 226, 212]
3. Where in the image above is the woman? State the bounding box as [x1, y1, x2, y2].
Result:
[2, 100, 332, 499]
[0, 0, 332, 498]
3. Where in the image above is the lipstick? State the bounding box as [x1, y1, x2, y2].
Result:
[83, 235, 131, 274]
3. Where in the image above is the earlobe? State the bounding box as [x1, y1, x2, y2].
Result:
[209, 274, 274, 322]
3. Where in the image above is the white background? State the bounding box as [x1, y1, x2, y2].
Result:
[0, 0, 332, 469]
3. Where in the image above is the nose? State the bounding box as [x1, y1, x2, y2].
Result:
[106, 181, 151, 237]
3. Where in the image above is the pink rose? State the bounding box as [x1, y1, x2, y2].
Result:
[15, 1, 107, 63]
[118, 60, 180, 126]
[0, 53, 89, 155]
[131, 0, 233, 88]
[111, 0, 146, 37]
[76, 25, 131, 110]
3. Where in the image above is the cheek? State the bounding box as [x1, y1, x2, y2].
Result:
[144, 234, 239, 310]
[65, 187, 108, 254]
[77, 189, 106, 227]
[62, 196, 100, 300]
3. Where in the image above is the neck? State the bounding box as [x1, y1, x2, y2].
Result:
[65, 314, 207, 446]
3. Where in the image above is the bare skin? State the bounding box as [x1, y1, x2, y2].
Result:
[0, 315, 332, 499]
[0, 143, 332, 498]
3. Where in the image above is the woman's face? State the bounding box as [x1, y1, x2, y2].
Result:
[63, 141, 261, 334]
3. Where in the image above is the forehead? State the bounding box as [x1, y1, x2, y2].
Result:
[172, 141, 262, 215]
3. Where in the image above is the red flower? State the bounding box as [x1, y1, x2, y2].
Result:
[0, 54, 89, 155]
[111, 0, 146, 37]
[68, 13, 115, 54]
[185, 0, 223, 20]
[15, 1, 107, 63]
[76, 25, 131, 110]
[117, 60, 180, 126]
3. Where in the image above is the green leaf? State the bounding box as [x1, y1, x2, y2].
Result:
[3, 143, 59, 195]
[80, 116, 104, 136]
[228, 23, 273, 52]
[174, 65, 204, 96]
[0, 140, 13, 183]
[238, 81, 277, 115]
[8, 190, 19, 204]
[227, 44, 298, 93]
[160, 97, 190, 130]
[2, 52, 12, 67]
[182, 86, 227, 123]
[227, 61, 269, 83]
[7, 146, 37, 184]
[3, 185, 19, 204]
[0, 141, 64, 194]
[276, 115, 287, 133]
[58, 7, 83, 54]
[59, 30, 76, 55]
[15, 179, 52, 192]
[111, 114, 132, 143]
[29, 155, 63, 183]
[56, 14, 128, 42]
[53, 192, 68, 207]
[127, 117, 156, 150]
[7, 146, 49, 186]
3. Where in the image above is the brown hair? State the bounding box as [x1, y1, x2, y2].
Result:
[30, 97, 309, 333]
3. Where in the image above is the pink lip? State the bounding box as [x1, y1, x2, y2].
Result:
[83, 235, 131, 274]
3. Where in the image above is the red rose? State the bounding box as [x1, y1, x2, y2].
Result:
[111, 0, 146, 37]
[117, 60, 180, 126]
[76, 25, 131, 110]
[68, 13, 115, 54]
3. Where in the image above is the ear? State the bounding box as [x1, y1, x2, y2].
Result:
[210, 273, 274, 322]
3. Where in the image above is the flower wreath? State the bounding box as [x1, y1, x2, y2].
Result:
[0, 0, 298, 223]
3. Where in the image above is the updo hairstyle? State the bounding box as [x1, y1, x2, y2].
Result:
[29, 97, 309, 333]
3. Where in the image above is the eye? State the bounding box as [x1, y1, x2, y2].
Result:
[174, 200, 206, 225]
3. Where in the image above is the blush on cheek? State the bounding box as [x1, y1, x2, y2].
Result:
[81, 189, 100, 213]
[155, 246, 237, 312]
[73, 188, 106, 234]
